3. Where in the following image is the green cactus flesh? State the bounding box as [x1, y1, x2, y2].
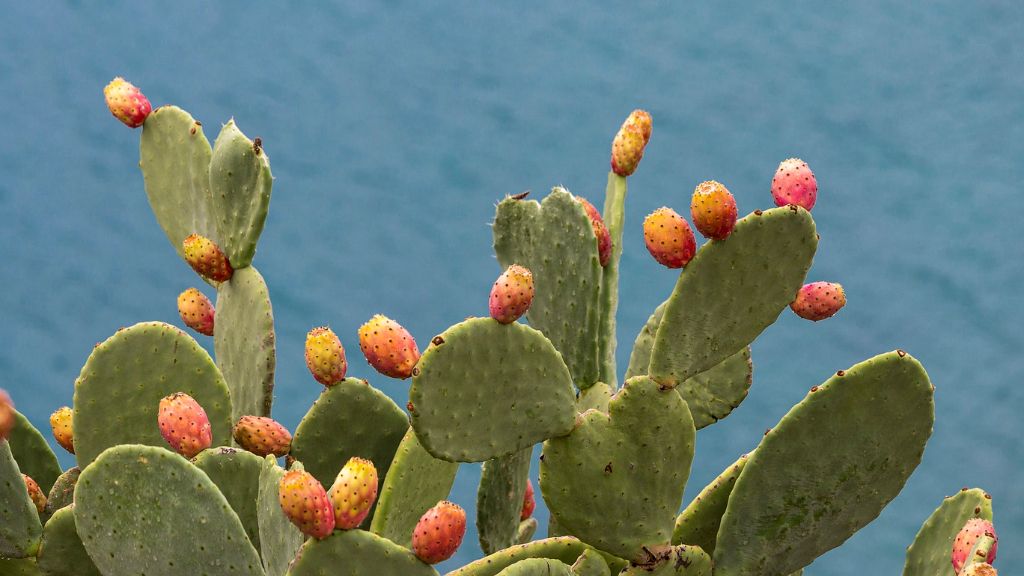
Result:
[410, 318, 576, 462]
[902, 488, 993, 576]
[618, 545, 712, 576]
[35, 505, 101, 576]
[540, 376, 696, 562]
[209, 120, 273, 269]
[598, 173, 628, 388]
[493, 558, 574, 576]
[445, 537, 593, 576]
[493, 187, 603, 389]
[41, 467, 80, 524]
[370, 428, 458, 548]
[477, 447, 532, 554]
[257, 456, 303, 576]
[214, 265, 277, 420]
[72, 322, 233, 468]
[517, 519, 538, 545]
[74, 444, 262, 576]
[7, 410, 61, 493]
[193, 447, 265, 553]
[0, 440, 42, 559]
[713, 350, 935, 576]
[285, 529, 438, 576]
[290, 377, 408, 526]
[576, 382, 612, 414]
[570, 549, 610, 576]
[649, 207, 817, 386]
[0, 558, 40, 575]
[671, 453, 750, 555]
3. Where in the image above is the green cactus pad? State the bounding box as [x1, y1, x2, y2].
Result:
[290, 378, 408, 525]
[193, 447, 264, 553]
[0, 440, 42, 558]
[370, 428, 458, 547]
[713, 350, 935, 576]
[139, 106, 217, 265]
[902, 488, 993, 576]
[7, 410, 61, 493]
[540, 376, 696, 562]
[445, 537, 592, 576]
[597, 173, 628, 388]
[411, 318, 576, 462]
[493, 187, 603, 389]
[649, 207, 817, 386]
[257, 456, 303, 576]
[671, 453, 750, 554]
[285, 529, 438, 576]
[72, 322, 233, 468]
[478, 447, 532, 554]
[576, 383, 612, 414]
[0, 558, 40, 575]
[517, 519, 538, 545]
[209, 120, 273, 268]
[74, 444, 262, 576]
[41, 467, 80, 524]
[214, 266, 277, 420]
[36, 506, 101, 576]
[494, 559, 573, 576]
[618, 546, 712, 576]
[570, 549, 610, 576]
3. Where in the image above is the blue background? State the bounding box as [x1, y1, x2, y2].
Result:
[1, 2, 1021, 573]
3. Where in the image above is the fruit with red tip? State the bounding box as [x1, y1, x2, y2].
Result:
[690, 180, 738, 240]
[177, 288, 215, 336]
[790, 282, 846, 321]
[182, 234, 233, 283]
[577, 197, 612, 267]
[952, 518, 997, 574]
[771, 158, 818, 210]
[157, 392, 213, 459]
[0, 388, 13, 441]
[329, 457, 378, 530]
[643, 207, 697, 269]
[358, 315, 420, 379]
[305, 327, 347, 386]
[233, 415, 292, 457]
[278, 469, 335, 539]
[23, 474, 46, 514]
[610, 109, 653, 177]
[103, 77, 151, 128]
[521, 479, 536, 521]
[412, 500, 467, 564]
[489, 265, 534, 324]
[50, 406, 75, 454]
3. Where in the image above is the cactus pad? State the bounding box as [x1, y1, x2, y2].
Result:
[35, 506, 101, 576]
[517, 519, 538, 545]
[209, 120, 273, 268]
[576, 382, 612, 414]
[410, 318, 576, 462]
[672, 453, 750, 554]
[598, 173, 628, 387]
[257, 456, 304, 576]
[713, 350, 934, 576]
[619, 545, 712, 576]
[74, 444, 262, 576]
[493, 559, 573, 576]
[193, 447, 264, 553]
[477, 447, 532, 554]
[0, 440, 41, 558]
[214, 266, 277, 420]
[445, 537, 592, 576]
[649, 207, 817, 386]
[41, 467, 80, 524]
[493, 188, 603, 389]
[286, 529, 438, 576]
[540, 376, 696, 561]
[571, 549, 610, 576]
[72, 322, 233, 468]
[902, 488, 993, 576]
[8, 410, 61, 493]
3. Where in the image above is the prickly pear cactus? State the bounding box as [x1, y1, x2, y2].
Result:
[903, 488, 994, 576]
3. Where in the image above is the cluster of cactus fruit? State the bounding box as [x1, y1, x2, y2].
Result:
[0, 77, 1003, 576]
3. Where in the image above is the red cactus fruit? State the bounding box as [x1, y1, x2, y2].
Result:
[157, 392, 213, 459]
[233, 415, 292, 457]
[0, 388, 14, 441]
[577, 197, 612, 267]
[771, 158, 818, 211]
[690, 180, 738, 240]
[305, 327, 348, 386]
[412, 500, 467, 564]
[610, 109, 653, 177]
[952, 518, 997, 574]
[329, 457, 379, 530]
[182, 234, 233, 283]
[49, 406, 75, 454]
[489, 265, 535, 324]
[177, 288, 215, 336]
[643, 207, 697, 269]
[103, 77, 151, 128]
[23, 474, 46, 514]
[358, 315, 420, 379]
[278, 469, 335, 539]
[790, 282, 846, 321]
[521, 479, 536, 521]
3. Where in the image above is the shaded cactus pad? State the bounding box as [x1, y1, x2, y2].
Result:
[902, 488, 993, 576]
[0, 440, 41, 559]
[7, 410, 61, 494]
[285, 529, 438, 576]
[672, 453, 749, 555]
[446, 537, 595, 576]
[477, 447, 532, 554]
[193, 447, 265, 554]
[256, 456, 303, 576]
[35, 505, 101, 576]
[493, 558, 573, 576]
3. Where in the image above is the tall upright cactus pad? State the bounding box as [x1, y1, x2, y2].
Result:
[477, 448, 532, 554]
[209, 120, 273, 268]
[35, 506, 101, 576]
[410, 318, 576, 462]
[493, 188, 603, 389]
[193, 447, 265, 553]
[7, 410, 61, 493]
[713, 351, 934, 576]
[618, 546, 712, 576]
[540, 376, 696, 562]
[597, 173, 628, 387]
[74, 444, 263, 576]
[493, 559, 573, 576]
[649, 207, 817, 386]
[0, 440, 42, 558]
[257, 456, 304, 576]
[285, 529, 438, 576]
[371, 428, 459, 547]
[72, 322, 233, 468]
[902, 488, 994, 576]
[214, 266, 277, 420]
[671, 453, 750, 554]
[445, 537, 595, 576]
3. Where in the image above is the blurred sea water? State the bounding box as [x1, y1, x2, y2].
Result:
[0, 2, 1021, 573]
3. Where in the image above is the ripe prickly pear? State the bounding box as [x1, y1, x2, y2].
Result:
[0, 388, 13, 441]
[489, 264, 534, 324]
[412, 500, 467, 564]
[49, 406, 75, 454]
[23, 474, 46, 514]
[790, 281, 846, 321]
[953, 518, 998, 574]
[232, 415, 292, 457]
[157, 392, 213, 459]
[643, 207, 696, 269]
[577, 197, 612, 267]
[329, 457, 378, 530]
[961, 564, 998, 576]
[177, 288, 215, 336]
[521, 479, 535, 521]
[103, 77, 151, 128]
[305, 327, 347, 386]
[278, 469, 335, 539]
[182, 234, 233, 283]
[358, 314, 420, 379]
[690, 180, 738, 240]
[610, 109, 652, 177]
[771, 158, 818, 210]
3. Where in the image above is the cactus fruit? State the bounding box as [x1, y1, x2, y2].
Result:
[690, 180, 738, 240]
[489, 265, 535, 324]
[610, 109, 652, 177]
[49, 406, 74, 454]
[952, 518, 998, 573]
[182, 233, 234, 283]
[521, 480, 535, 521]
[771, 158, 818, 210]
[304, 327, 348, 386]
[177, 287, 215, 336]
[23, 474, 46, 514]
[278, 469, 336, 539]
[412, 500, 467, 564]
[643, 207, 697, 269]
[577, 197, 612, 267]
[790, 281, 846, 321]
[103, 77, 151, 128]
[0, 388, 13, 441]
[232, 415, 292, 457]
[961, 564, 998, 576]
[358, 314, 420, 379]
[328, 457, 379, 530]
[157, 392, 213, 459]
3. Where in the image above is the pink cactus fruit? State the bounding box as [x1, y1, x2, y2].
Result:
[177, 288, 216, 336]
[643, 207, 697, 269]
[157, 392, 213, 459]
[952, 518, 997, 574]
[358, 315, 420, 379]
[329, 457, 379, 530]
[0, 388, 14, 441]
[790, 282, 846, 321]
[577, 197, 612, 267]
[610, 109, 653, 177]
[771, 158, 818, 210]
[103, 77, 152, 128]
[305, 326, 348, 386]
[690, 180, 738, 240]
[182, 234, 234, 283]
[50, 406, 75, 454]
[23, 474, 46, 514]
[489, 265, 535, 324]
[520, 479, 536, 521]
[232, 415, 292, 457]
[412, 500, 467, 564]
[278, 469, 335, 539]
